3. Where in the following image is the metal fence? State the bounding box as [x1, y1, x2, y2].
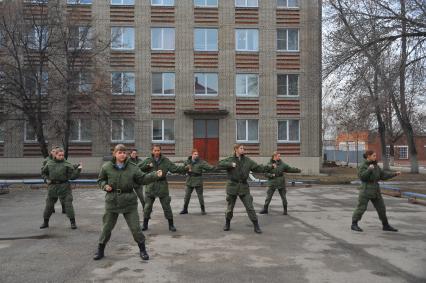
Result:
[324, 150, 364, 164]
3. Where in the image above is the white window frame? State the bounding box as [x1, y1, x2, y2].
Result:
[236, 74, 259, 97]
[277, 0, 299, 8]
[151, 0, 174, 7]
[70, 119, 91, 142]
[111, 0, 134, 5]
[385, 145, 391, 159]
[194, 0, 218, 7]
[236, 119, 259, 143]
[277, 119, 300, 143]
[78, 72, 91, 93]
[152, 72, 175, 96]
[235, 0, 258, 8]
[277, 28, 299, 52]
[29, 26, 48, 50]
[67, 0, 92, 4]
[111, 119, 135, 142]
[25, 71, 48, 96]
[111, 72, 135, 95]
[24, 121, 37, 142]
[277, 74, 299, 97]
[235, 29, 259, 52]
[396, 145, 409, 160]
[111, 27, 135, 50]
[70, 26, 93, 50]
[0, 124, 4, 143]
[194, 73, 218, 96]
[152, 119, 175, 143]
[194, 28, 218, 51]
[151, 28, 175, 51]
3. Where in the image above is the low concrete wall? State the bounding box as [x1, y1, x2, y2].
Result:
[0, 156, 321, 176]
[0, 157, 105, 176]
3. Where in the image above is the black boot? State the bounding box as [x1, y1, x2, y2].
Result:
[223, 218, 231, 231]
[283, 205, 288, 215]
[201, 205, 206, 215]
[383, 222, 398, 232]
[253, 220, 262, 234]
[351, 221, 363, 232]
[168, 219, 177, 232]
[70, 218, 77, 229]
[142, 218, 149, 231]
[180, 206, 188, 215]
[40, 218, 49, 229]
[138, 241, 149, 260]
[259, 206, 268, 214]
[62, 203, 66, 214]
[93, 243, 105, 260]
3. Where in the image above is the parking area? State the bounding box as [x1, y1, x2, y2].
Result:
[0, 184, 425, 283]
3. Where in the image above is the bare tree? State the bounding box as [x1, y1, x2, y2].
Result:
[325, 0, 426, 173]
[0, 0, 111, 158]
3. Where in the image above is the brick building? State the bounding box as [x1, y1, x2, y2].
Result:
[0, 0, 322, 175]
[335, 131, 426, 166]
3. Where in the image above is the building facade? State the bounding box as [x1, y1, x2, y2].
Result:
[0, 0, 322, 175]
[328, 131, 426, 166]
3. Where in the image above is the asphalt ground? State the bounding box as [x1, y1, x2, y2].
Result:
[0, 184, 425, 283]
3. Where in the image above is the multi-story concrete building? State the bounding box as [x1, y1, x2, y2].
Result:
[0, 0, 322, 175]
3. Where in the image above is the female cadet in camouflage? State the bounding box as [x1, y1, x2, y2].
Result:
[139, 145, 187, 232]
[40, 148, 82, 230]
[93, 144, 163, 261]
[259, 151, 301, 215]
[180, 149, 215, 215]
[218, 144, 271, 234]
[42, 145, 66, 214]
[129, 149, 145, 209]
[351, 150, 401, 232]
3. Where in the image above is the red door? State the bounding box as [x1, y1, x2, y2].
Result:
[193, 120, 219, 164]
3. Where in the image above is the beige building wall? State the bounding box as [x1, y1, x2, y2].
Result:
[0, 0, 322, 176]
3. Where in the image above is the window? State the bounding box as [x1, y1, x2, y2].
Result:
[70, 119, 91, 142]
[397, 146, 408, 159]
[235, 0, 258, 8]
[194, 0, 218, 7]
[67, 0, 92, 4]
[26, 72, 48, 96]
[152, 73, 175, 96]
[28, 26, 48, 49]
[151, 28, 175, 50]
[111, 0, 134, 5]
[385, 145, 391, 159]
[235, 29, 258, 51]
[237, 120, 258, 142]
[152, 119, 175, 142]
[194, 28, 218, 51]
[0, 31, 4, 48]
[69, 26, 93, 49]
[194, 73, 218, 96]
[151, 0, 174, 6]
[79, 72, 92, 93]
[111, 27, 134, 50]
[111, 119, 134, 142]
[277, 28, 299, 51]
[24, 122, 37, 142]
[278, 120, 300, 142]
[277, 0, 299, 8]
[236, 74, 258, 97]
[111, 72, 135, 95]
[0, 124, 4, 142]
[277, 74, 298, 96]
